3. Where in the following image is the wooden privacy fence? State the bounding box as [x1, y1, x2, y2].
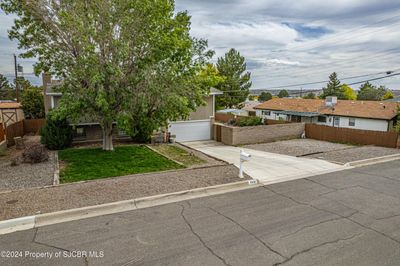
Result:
[0, 123, 5, 142]
[6, 120, 24, 146]
[305, 124, 399, 148]
[23, 119, 46, 134]
[4, 119, 46, 147]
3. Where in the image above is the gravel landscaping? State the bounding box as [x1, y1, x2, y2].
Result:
[0, 135, 56, 192]
[243, 139, 353, 157]
[0, 151, 55, 192]
[0, 164, 248, 220]
[307, 145, 400, 163]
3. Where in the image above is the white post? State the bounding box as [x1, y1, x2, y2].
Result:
[239, 156, 244, 178]
[239, 150, 251, 178]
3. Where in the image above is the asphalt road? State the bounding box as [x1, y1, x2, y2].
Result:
[1, 160, 400, 266]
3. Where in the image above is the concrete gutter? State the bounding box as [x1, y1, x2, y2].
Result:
[0, 180, 257, 235]
[345, 154, 400, 167]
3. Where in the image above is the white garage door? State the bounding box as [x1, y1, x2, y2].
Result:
[169, 120, 211, 142]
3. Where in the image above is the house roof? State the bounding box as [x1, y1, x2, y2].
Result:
[255, 98, 399, 120]
[242, 101, 260, 112]
[0, 102, 21, 109]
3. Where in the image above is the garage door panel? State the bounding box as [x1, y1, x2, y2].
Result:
[169, 120, 211, 142]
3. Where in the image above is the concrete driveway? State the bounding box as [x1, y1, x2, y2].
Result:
[185, 141, 347, 184]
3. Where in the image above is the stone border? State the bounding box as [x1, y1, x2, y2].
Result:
[53, 151, 60, 185]
[0, 180, 257, 235]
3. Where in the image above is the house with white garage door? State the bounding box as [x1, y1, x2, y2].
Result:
[168, 88, 222, 142]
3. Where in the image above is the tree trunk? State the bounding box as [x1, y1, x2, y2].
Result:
[102, 122, 114, 151]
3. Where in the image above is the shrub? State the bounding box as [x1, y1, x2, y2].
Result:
[40, 116, 73, 150]
[22, 144, 49, 163]
[235, 117, 263, 127]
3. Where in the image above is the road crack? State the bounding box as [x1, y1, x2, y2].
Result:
[273, 233, 363, 266]
[263, 185, 400, 246]
[177, 203, 231, 266]
[208, 206, 287, 261]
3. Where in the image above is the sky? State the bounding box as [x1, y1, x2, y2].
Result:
[1, 1, 400, 90]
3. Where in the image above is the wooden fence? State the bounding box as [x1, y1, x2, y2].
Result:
[0, 123, 5, 142]
[6, 120, 24, 146]
[264, 119, 292, 125]
[3, 119, 46, 147]
[23, 119, 46, 134]
[305, 124, 399, 148]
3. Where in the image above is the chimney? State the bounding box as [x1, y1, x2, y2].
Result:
[42, 73, 51, 92]
[325, 96, 337, 107]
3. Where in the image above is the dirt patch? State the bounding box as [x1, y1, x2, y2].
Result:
[0, 165, 248, 220]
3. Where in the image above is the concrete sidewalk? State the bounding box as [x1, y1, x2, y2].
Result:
[185, 141, 348, 184]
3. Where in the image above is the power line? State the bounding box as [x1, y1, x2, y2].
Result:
[216, 70, 400, 93]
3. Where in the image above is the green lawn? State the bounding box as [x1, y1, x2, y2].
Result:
[151, 144, 206, 166]
[59, 145, 184, 183]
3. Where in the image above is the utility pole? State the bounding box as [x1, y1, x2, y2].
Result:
[13, 54, 20, 102]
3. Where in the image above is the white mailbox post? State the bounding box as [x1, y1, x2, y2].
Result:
[239, 150, 251, 178]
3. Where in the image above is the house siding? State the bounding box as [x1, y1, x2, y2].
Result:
[257, 110, 391, 132]
[189, 96, 214, 120]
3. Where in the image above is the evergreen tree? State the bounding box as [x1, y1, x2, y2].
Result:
[216, 49, 252, 108]
[321, 72, 345, 99]
[357, 82, 387, 101]
[0, 74, 15, 100]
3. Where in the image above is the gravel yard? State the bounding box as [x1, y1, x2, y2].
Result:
[0, 135, 55, 192]
[307, 145, 400, 163]
[243, 139, 353, 157]
[0, 151, 55, 192]
[242, 138, 400, 164]
[0, 164, 248, 220]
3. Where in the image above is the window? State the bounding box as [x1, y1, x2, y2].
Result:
[318, 116, 327, 123]
[349, 118, 356, 127]
[262, 110, 271, 116]
[73, 127, 86, 139]
[334, 117, 340, 126]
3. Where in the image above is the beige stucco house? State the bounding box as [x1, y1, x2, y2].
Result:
[168, 88, 223, 142]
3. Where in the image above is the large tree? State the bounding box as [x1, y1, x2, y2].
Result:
[357, 82, 387, 101]
[0, 74, 15, 100]
[21, 86, 45, 119]
[320, 72, 345, 99]
[2, 0, 213, 150]
[341, 84, 357, 100]
[216, 48, 251, 108]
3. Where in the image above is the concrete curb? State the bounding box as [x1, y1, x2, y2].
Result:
[345, 154, 400, 167]
[0, 180, 257, 235]
[53, 151, 60, 186]
[0, 216, 35, 235]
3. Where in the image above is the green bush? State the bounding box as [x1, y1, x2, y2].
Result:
[235, 116, 263, 127]
[40, 116, 73, 150]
